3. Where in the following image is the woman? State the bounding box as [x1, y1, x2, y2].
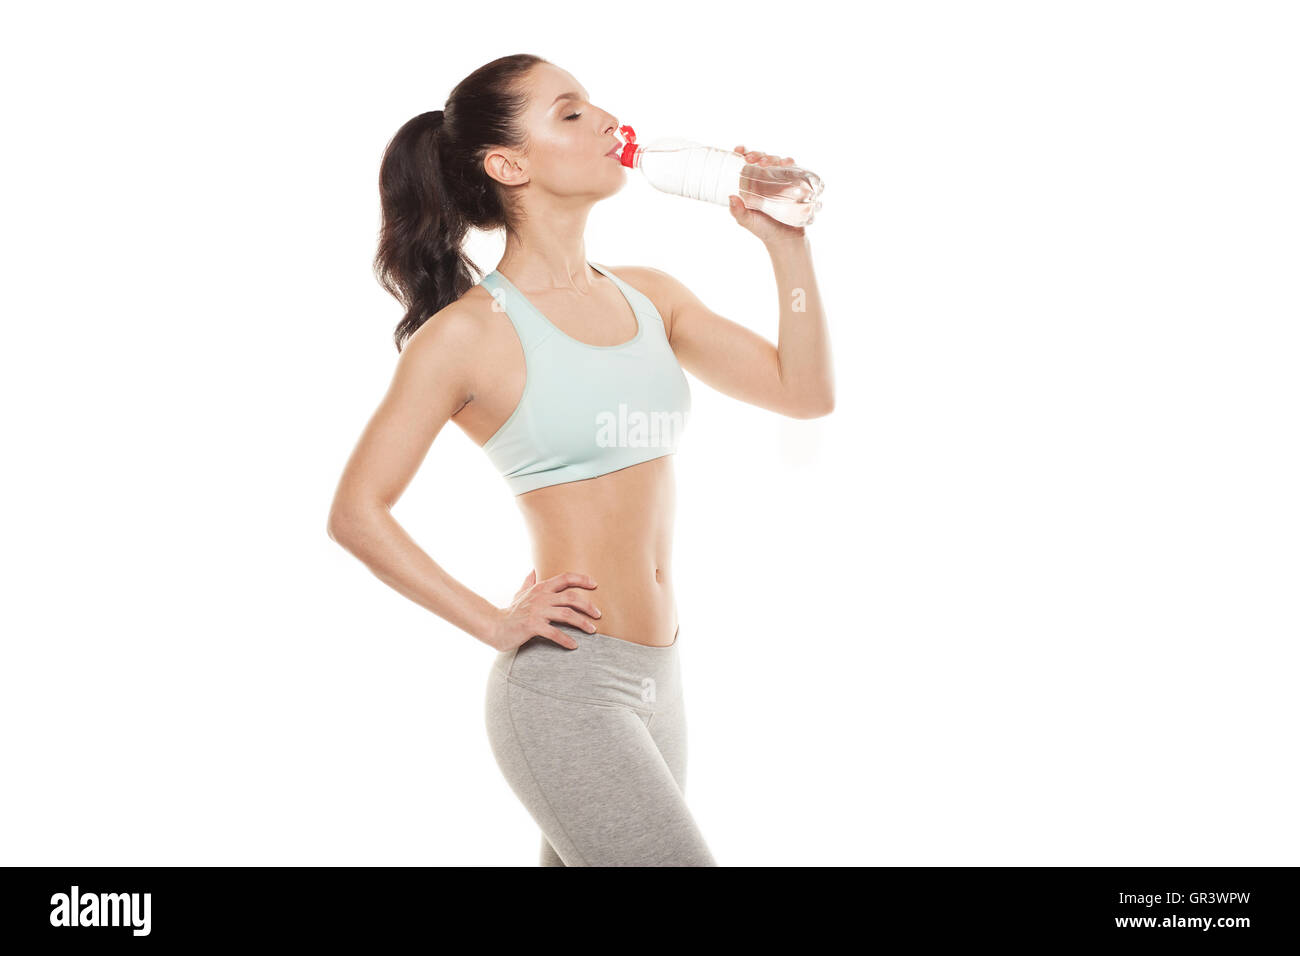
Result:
[327, 53, 834, 866]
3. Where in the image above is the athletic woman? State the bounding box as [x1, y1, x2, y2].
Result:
[327, 54, 833, 866]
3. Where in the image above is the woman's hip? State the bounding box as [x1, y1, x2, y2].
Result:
[489, 623, 683, 715]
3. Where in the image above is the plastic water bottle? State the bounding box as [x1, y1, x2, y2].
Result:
[612, 125, 824, 228]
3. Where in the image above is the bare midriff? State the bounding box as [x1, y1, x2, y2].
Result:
[517, 453, 679, 647]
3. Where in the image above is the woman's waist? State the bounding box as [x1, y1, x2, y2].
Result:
[531, 550, 676, 645]
[531, 549, 673, 591]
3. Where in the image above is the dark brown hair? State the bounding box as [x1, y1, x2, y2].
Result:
[373, 53, 548, 352]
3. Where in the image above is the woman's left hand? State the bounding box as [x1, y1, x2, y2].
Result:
[728, 145, 807, 244]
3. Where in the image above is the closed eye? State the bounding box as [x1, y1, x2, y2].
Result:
[564, 112, 582, 120]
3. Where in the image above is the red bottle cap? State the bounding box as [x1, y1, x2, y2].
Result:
[616, 124, 638, 167]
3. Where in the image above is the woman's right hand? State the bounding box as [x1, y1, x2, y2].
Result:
[487, 569, 602, 651]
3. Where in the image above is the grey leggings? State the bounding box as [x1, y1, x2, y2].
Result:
[484, 621, 717, 866]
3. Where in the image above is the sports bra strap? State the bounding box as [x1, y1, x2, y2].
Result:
[478, 271, 555, 354]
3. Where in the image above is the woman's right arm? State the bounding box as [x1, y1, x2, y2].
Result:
[325, 304, 507, 645]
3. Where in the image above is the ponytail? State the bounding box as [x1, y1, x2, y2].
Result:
[373, 54, 547, 352]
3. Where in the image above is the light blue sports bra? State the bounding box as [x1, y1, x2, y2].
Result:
[477, 261, 691, 496]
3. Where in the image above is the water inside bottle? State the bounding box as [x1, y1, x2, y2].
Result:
[738, 163, 824, 228]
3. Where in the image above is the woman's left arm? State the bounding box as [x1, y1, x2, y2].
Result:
[642, 147, 835, 419]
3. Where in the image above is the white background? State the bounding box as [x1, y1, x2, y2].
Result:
[2, 1, 1296, 866]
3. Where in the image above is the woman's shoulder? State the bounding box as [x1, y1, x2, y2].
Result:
[602, 263, 674, 288]
[407, 286, 489, 349]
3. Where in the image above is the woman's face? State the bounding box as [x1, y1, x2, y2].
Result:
[492, 63, 626, 200]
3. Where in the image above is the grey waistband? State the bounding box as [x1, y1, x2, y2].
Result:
[492, 623, 682, 714]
